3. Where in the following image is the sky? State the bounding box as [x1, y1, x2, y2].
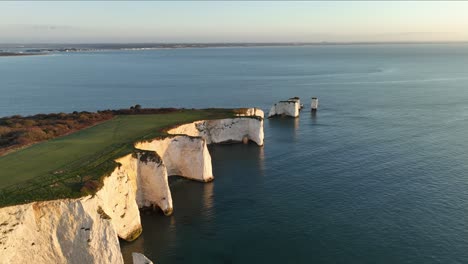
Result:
[1, 1, 468, 43]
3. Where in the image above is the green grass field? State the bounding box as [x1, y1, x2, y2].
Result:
[0, 109, 237, 207]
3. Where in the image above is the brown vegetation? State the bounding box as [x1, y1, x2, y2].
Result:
[0, 105, 179, 156]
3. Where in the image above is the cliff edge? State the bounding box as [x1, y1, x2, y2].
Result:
[0, 108, 264, 264]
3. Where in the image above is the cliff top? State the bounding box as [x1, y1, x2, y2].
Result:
[0, 108, 253, 207]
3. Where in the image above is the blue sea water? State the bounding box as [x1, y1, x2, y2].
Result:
[2, 44, 468, 263]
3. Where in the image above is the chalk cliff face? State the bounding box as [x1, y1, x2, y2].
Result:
[168, 118, 264, 146]
[133, 153, 173, 215]
[0, 153, 163, 264]
[135, 136, 214, 183]
[0, 199, 124, 264]
[268, 99, 300, 118]
[95, 157, 142, 241]
[0, 108, 264, 264]
[235, 107, 265, 119]
[0, 153, 153, 264]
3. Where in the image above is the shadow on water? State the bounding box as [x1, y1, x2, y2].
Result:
[120, 143, 264, 264]
[266, 116, 300, 141]
[311, 110, 318, 124]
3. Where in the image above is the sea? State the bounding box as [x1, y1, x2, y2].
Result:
[1, 44, 468, 263]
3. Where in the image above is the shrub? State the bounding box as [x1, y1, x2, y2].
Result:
[80, 180, 103, 195]
[0, 126, 12, 136]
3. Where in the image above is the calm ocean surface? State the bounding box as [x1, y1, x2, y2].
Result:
[2, 44, 468, 263]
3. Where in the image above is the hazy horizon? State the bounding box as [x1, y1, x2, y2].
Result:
[1, 1, 468, 43]
[2, 41, 468, 46]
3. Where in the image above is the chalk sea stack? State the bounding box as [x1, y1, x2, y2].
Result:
[268, 97, 301, 118]
[311, 97, 319, 111]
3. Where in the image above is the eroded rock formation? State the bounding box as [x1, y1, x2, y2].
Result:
[167, 118, 264, 146]
[0, 108, 264, 264]
[268, 97, 301, 118]
[135, 136, 214, 183]
[0, 199, 124, 264]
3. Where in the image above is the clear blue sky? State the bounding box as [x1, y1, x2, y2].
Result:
[1, 1, 467, 43]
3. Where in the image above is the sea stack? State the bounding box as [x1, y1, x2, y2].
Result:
[268, 97, 301, 118]
[311, 97, 318, 111]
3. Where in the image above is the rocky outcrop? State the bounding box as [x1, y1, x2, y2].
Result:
[311, 97, 319, 111]
[0, 108, 264, 264]
[133, 109, 264, 215]
[0, 153, 154, 264]
[135, 136, 213, 183]
[133, 152, 173, 216]
[268, 98, 301, 118]
[235, 107, 265, 119]
[0, 199, 124, 264]
[0, 153, 164, 264]
[132, 253, 154, 264]
[95, 155, 142, 241]
[168, 118, 264, 146]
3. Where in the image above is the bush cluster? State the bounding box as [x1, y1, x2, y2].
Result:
[0, 112, 113, 151]
[0, 105, 185, 155]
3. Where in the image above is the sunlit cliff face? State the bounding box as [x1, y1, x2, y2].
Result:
[160, 198, 173, 216]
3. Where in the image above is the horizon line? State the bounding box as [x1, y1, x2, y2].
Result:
[0, 40, 468, 45]
[2, 41, 468, 46]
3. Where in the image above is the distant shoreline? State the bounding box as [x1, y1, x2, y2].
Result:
[0, 52, 45, 57]
[1, 41, 467, 55]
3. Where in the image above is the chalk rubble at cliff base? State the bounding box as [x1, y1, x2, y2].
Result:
[0, 108, 264, 264]
[132, 253, 154, 264]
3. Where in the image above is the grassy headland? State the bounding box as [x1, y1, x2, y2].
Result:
[0, 108, 240, 207]
[0, 107, 182, 156]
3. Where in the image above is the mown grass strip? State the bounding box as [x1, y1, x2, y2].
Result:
[0, 109, 241, 207]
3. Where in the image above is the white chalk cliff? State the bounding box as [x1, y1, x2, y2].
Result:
[135, 136, 214, 183]
[234, 107, 264, 119]
[0, 199, 124, 264]
[0, 108, 264, 264]
[268, 98, 301, 118]
[167, 118, 264, 146]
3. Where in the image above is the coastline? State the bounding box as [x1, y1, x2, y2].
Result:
[0, 108, 262, 207]
[0, 52, 45, 57]
[2, 41, 467, 56]
[0, 107, 264, 263]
